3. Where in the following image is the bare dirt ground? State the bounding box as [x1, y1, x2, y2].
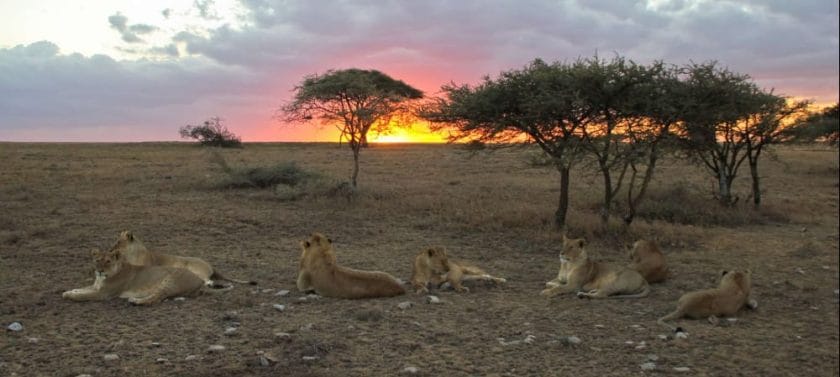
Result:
[0, 142, 837, 377]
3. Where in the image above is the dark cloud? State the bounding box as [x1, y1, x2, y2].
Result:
[162, 8, 172, 19]
[1, 0, 837, 141]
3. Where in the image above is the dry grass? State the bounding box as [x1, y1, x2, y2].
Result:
[0, 142, 837, 376]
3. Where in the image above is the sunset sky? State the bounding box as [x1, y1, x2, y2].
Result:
[0, 0, 837, 142]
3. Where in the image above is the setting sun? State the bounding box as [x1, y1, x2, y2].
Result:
[368, 123, 448, 144]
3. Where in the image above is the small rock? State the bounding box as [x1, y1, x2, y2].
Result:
[207, 345, 226, 353]
[6, 322, 23, 332]
[640, 362, 656, 371]
[674, 367, 691, 372]
[258, 355, 270, 366]
[224, 327, 238, 336]
[657, 334, 668, 340]
[185, 355, 199, 361]
[834, 289, 839, 296]
[426, 295, 441, 304]
[155, 358, 168, 364]
[675, 332, 688, 340]
[795, 267, 806, 275]
[261, 288, 274, 294]
[300, 323, 313, 331]
[523, 335, 536, 344]
[222, 311, 239, 321]
[302, 356, 318, 361]
[27, 337, 39, 343]
[403, 366, 420, 374]
[273, 304, 286, 312]
[625, 340, 635, 345]
[274, 332, 291, 339]
[594, 324, 605, 329]
[103, 353, 120, 361]
[306, 294, 321, 300]
[275, 290, 290, 297]
[397, 301, 413, 310]
[647, 354, 659, 361]
[150, 342, 161, 347]
[564, 336, 582, 345]
[173, 297, 186, 302]
[727, 318, 738, 323]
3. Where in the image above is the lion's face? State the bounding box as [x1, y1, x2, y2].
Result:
[424, 247, 451, 274]
[719, 270, 751, 291]
[92, 248, 122, 277]
[560, 237, 587, 263]
[627, 240, 644, 260]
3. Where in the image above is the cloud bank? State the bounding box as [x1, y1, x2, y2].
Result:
[1, 0, 837, 141]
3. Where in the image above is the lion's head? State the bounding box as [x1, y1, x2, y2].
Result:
[423, 247, 451, 274]
[560, 235, 587, 263]
[719, 269, 752, 292]
[108, 230, 147, 255]
[92, 248, 123, 278]
[300, 232, 336, 265]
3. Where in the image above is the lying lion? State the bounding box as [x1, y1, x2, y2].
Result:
[63, 248, 206, 305]
[627, 239, 668, 284]
[658, 269, 758, 331]
[110, 231, 253, 287]
[540, 236, 649, 299]
[296, 233, 405, 299]
[410, 246, 506, 293]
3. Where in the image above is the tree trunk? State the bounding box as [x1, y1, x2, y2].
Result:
[600, 166, 612, 225]
[749, 159, 760, 207]
[351, 147, 360, 188]
[555, 166, 571, 229]
[717, 171, 733, 206]
[360, 133, 369, 148]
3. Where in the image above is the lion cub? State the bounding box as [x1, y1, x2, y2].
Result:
[110, 231, 253, 287]
[296, 233, 405, 299]
[410, 247, 507, 293]
[658, 269, 758, 331]
[540, 236, 649, 299]
[627, 239, 668, 283]
[63, 248, 205, 305]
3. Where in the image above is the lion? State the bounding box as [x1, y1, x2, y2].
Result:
[627, 239, 668, 283]
[62, 248, 207, 305]
[658, 269, 758, 331]
[109, 231, 254, 287]
[540, 236, 649, 299]
[296, 233, 406, 299]
[544, 234, 576, 289]
[410, 246, 507, 293]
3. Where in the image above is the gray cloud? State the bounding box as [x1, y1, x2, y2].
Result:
[1, 0, 837, 141]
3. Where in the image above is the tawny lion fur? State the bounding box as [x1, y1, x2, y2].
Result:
[410, 246, 506, 293]
[658, 269, 757, 331]
[627, 239, 668, 284]
[540, 236, 649, 299]
[62, 248, 206, 305]
[110, 230, 253, 287]
[296, 233, 405, 299]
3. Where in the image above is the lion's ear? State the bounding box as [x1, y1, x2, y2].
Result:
[427, 248, 435, 257]
[721, 270, 729, 277]
[303, 241, 311, 248]
[327, 237, 332, 244]
[120, 231, 134, 241]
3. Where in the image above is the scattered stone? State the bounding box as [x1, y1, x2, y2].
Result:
[300, 323, 314, 331]
[635, 341, 647, 350]
[625, 340, 635, 345]
[150, 342, 161, 347]
[594, 324, 605, 329]
[562, 336, 582, 346]
[273, 304, 286, 312]
[6, 322, 23, 332]
[397, 301, 413, 310]
[261, 288, 274, 294]
[173, 297, 186, 302]
[275, 290, 290, 297]
[675, 332, 688, 340]
[674, 367, 691, 372]
[810, 306, 819, 310]
[302, 356, 318, 361]
[795, 267, 806, 275]
[274, 332, 291, 339]
[523, 335, 536, 344]
[306, 294, 321, 300]
[222, 311, 239, 321]
[646, 354, 659, 361]
[657, 334, 668, 340]
[834, 289, 839, 296]
[640, 362, 656, 371]
[103, 353, 120, 362]
[426, 295, 442, 304]
[27, 337, 39, 344]
[185, 355, 199, 361]
[727, 318, 738, 323]
[258, 355, 270, 367]
[821, 265, 831, 270]
[403, 366, 420, 374]
[224, 327, 238, 336]
[155, 358, 168, 364]
[630, 324, 642, 329]
[207, 345, 226, 353]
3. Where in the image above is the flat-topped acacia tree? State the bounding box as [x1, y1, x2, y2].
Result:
[279, 69, 423, 189]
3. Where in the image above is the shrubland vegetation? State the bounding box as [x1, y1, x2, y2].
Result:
[179, 116, 242, 148]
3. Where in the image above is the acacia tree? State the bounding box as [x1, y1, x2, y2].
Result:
[782, 103, 839, 145]
[280, 69, 423, 188]
[179, 116, 242, 148]
[420, 59, 588, 229]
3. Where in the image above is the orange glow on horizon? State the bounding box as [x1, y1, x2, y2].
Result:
[367, 122, 448, 144]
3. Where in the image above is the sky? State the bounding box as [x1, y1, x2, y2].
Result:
[0, 0, 837, 142]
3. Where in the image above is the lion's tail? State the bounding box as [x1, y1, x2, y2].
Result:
[657, 310, 683, 332]
[211, 270, 257, 286]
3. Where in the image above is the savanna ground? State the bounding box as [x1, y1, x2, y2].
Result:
[0, 142, 837, 377]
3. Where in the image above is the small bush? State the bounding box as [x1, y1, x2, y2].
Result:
[180, 117, 242, 148]
[222, 162, 316, 189]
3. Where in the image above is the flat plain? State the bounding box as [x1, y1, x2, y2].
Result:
[0, 142, 837, 376]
